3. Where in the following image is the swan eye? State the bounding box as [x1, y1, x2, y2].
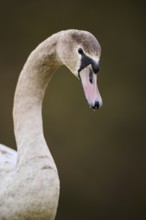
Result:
[78, 48, 84, 55]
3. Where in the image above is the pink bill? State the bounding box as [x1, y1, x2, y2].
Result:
[79, 66, 102, 109]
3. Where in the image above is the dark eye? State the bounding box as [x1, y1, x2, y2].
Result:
[78, 48, 83, 55]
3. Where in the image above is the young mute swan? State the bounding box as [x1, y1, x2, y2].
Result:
[0, 30, 102, 220]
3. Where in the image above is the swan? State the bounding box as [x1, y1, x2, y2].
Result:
[0, 30, 102, 220]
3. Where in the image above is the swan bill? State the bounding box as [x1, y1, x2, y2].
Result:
[79, 65, 102, 110]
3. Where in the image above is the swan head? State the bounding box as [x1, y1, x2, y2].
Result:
[57, 30, 102, 109]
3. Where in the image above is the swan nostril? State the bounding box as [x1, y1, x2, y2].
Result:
[91, 101, 100, 110]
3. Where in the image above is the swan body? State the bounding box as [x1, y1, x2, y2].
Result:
[0, 30, 102, 219]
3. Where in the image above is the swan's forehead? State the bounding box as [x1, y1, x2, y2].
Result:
[71, 32, 101, 56]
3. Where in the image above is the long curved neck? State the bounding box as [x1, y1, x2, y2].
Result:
[13, 33, 62, 164]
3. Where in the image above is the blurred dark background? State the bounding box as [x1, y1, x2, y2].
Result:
[0, 0, 145, 219]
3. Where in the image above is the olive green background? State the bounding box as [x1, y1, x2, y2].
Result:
[0, 1, 145, 219]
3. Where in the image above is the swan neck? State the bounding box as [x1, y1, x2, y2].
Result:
[13, 34, 62, 162]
